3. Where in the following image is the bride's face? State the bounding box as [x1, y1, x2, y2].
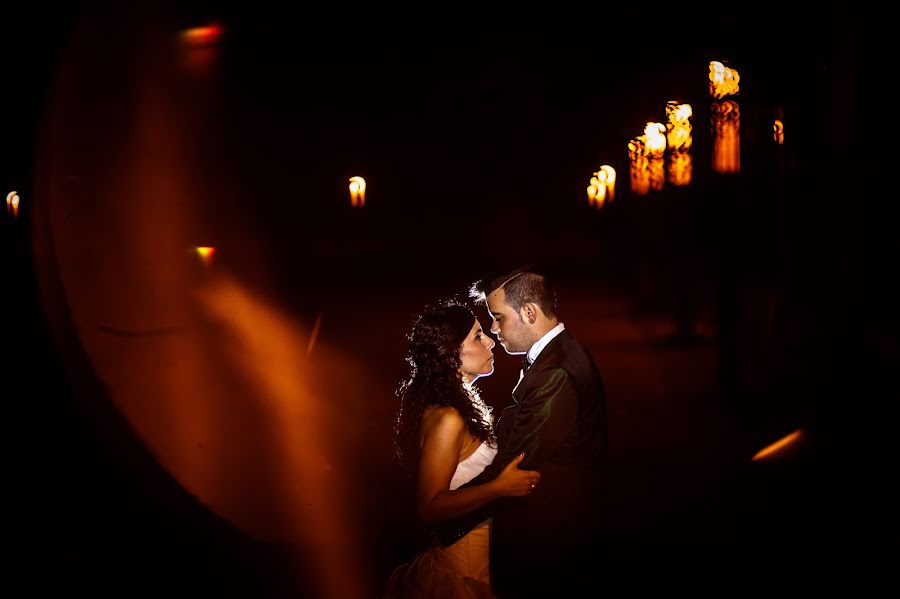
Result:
[458, 320, 495, 382]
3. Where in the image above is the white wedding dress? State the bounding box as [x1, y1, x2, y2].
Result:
[386, 440, 498, 598]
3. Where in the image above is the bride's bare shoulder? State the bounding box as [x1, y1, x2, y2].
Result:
[420, 405, 464, 434]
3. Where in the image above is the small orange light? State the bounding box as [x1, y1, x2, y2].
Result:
[194, 246, 216, 265]
[6, 191, 20, 217]
[348, 176, 366, 207]
[181, 23, 224, 46]
[599, 165, 616, 201]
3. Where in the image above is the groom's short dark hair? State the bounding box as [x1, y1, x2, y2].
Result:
[470, 265, 557, 318]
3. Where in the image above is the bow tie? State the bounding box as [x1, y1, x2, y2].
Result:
[523, 355, 533, 372]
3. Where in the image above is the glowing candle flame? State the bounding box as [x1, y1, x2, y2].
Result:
[348, 176, 366, 207]
[774, 119, 784, 144]
[6, 190, 20, 217]
[600, 165, 616, 201]
[709, 61, 740, 99]
[666, 101, 693, 152]
[587, 164, 616, 208]
[306, 312, 323, 356]
[628, 123, 664, 192]
[751, 429, 803, 461]
[644, 122, 667, 158]
[588, 181, 605, 208]
[628, 138, 647, 160]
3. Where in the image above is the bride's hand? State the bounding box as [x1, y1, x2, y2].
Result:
[494, 452, 540, 497]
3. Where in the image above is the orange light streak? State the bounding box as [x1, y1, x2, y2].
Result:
[751, 429, 803, 461]
[306, 312, 323, 355]
[195, 276, 365, 598]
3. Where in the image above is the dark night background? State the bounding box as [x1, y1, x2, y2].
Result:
[3, 1, 894, 596]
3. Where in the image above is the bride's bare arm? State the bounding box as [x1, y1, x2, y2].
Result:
[416, 408, 539, 523]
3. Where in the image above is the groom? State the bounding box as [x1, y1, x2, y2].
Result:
[436, 265, 609, 597]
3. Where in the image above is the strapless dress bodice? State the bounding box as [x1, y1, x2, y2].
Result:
[449, 442, 497, 490]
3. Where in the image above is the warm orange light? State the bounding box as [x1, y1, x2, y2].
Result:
[666, 101, 693, 152]
[348, 176, 366, 207]
[194, 246, 216, 265]
[181, 23, 224, 46]
[711, 100, 741, 174]
[587, 178, 606, 208]
[667, 152, 692, 186]
[306, 312, 323, 356]
[628, 123, 666, 160]
[751, 429, 803, 461]
[192, 276, 366, 598]
[709, 61, 740, 99]
[644, 123, 666, 158]
[587, 164, 616, 209]
[649, 157, 664, 191]
[6, 190, 19, 217]
[629, 157, 650, 196]
[628, 138, 647, 160]
[599, 165, 616, 201]
[774, 119, 784, 144]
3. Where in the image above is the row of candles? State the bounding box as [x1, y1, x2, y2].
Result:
[176, 24, 785, 210]
[622, 61, 737, 201]
[4, 61, 779, 220]
[349, 62, 786, 209]
[586, 60, 784, 205]
[175, 24, 785, 212]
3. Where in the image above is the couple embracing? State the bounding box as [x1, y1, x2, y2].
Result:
[387, 265, 609, 598]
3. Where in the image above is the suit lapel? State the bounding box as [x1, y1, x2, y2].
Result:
[502, 331, 571, 442]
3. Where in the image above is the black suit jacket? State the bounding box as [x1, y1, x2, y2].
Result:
[435, 328, 609, 596]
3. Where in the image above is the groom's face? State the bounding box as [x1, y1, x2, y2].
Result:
[486, 288, 532, 354]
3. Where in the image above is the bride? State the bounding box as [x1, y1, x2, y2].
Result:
[386, 299, 540, 598]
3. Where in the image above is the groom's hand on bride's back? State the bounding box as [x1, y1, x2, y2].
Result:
[432, 452, 540, 546]
[492, 452, 540, 497]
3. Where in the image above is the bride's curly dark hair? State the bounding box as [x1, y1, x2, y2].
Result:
[393, 299, 495, 472]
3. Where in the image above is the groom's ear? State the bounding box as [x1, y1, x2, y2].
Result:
[522, 303, 538, 325]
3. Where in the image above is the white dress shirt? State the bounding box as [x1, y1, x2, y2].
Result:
[516, 323, 566, 389]
[527, 322, 566, 365]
